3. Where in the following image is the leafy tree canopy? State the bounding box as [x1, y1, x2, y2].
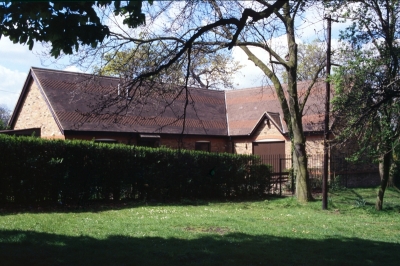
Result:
[96, 44, 242, 90]
[281, 40, 326, 84]
[0, 106, 10, 130]
[0, 1, 150, 58]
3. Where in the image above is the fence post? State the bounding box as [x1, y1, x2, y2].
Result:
[291, 155, 294, 195]
[345, 156, 348, 188]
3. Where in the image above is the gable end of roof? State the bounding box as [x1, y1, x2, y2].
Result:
[248, 112, 286, 137]
[30, 68, 65, 134]
[8, 68, 64, 134]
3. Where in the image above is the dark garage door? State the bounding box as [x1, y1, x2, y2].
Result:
[253, 141, 285, 172]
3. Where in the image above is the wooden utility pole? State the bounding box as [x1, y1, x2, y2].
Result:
[322, 15, 334, 210]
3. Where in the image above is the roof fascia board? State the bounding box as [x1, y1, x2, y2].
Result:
[8, 69, 34, 128]
[63, 129, 229, 138]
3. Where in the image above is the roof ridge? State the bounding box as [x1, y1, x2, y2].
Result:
[229, 79, 326, 92]
[186, 86, 225, 94]
[31, 66, 120, 81]
[31, 67, 226, 95]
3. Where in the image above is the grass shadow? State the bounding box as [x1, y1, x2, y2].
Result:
[324, 188, 400, 212]
[0, 229, 398, 265]
[2, 187, 399, 215]
[0, 194, 290, 215]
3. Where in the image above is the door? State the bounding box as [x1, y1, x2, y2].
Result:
[253, 141, 285, 172]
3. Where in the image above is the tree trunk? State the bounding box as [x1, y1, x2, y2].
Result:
[293, 139, 312, 201]
[376, 150, 392, 210]
[387, 162, 399, 188]
[286, 38, 312, 202]
[285, 4, 312, 202]
[291, 102, 313, 202]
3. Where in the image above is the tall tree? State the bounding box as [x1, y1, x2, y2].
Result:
[0, 106, 10, 130]
[93, 0, 320, 202]
[235, 1, 313, 201]
[330, 0, 400, 210]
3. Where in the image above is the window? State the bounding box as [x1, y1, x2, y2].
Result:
[138, 134, 160, 148]
[195, 141, 210, 152]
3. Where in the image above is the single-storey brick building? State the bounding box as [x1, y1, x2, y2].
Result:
[7, 67, 329, 159]
[3, 67, 380, 187]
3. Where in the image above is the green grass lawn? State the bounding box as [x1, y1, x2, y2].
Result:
[1, 187, 400, 265]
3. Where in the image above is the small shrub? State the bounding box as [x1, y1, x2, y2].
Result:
[354, 197, 367, 208]
[285, 168, 295, 193]
[330, 175, 346, 191]
[310, 176, 323, 191]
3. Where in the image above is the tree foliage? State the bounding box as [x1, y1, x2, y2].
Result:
[282, 41, 326, 84]
[96, 44, 242, 90]
[0, 1, 150, 58]
[330, 0, 400, 210]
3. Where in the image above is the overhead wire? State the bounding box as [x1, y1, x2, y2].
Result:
[0, 89, 19, 94]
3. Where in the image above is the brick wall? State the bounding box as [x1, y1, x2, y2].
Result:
[65, 132, 134, 144]
[232, 121, 327, 159]
[305, 135, 324, 155]
[233, 141, 253, 155]
[233, 120, 291, 155]
[13, 80, 64, 139]
[65, 132, 230, 153]
[161, 135, 230, 153]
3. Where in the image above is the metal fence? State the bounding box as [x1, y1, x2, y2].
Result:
[257, 154, 379, 195]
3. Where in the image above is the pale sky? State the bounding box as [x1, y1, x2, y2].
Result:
[0, 4, 347, 112]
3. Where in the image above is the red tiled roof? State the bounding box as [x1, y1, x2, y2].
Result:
[226, 81, 328, 135]
[11, 67, 330, 138]
[31, 67, 228, 135]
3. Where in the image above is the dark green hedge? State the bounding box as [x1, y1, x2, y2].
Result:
[0, 134, 272, 204]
